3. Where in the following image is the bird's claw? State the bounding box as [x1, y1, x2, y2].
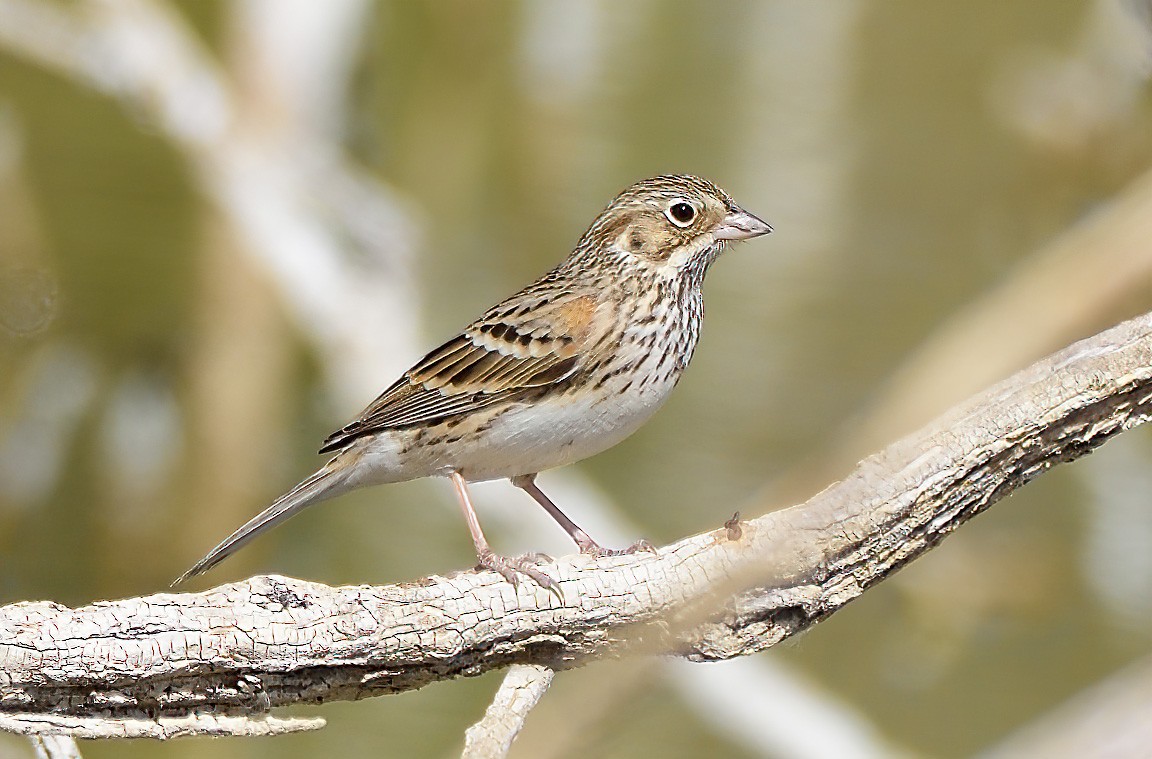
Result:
[579, 538, 657, 558]
[627, 538, 658, 555]
[477, 549, 561, 597]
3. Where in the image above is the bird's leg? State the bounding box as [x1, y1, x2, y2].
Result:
[510, 474, 600, 553]
[449, 471, 558, 592]
[510, 474, 656, 557]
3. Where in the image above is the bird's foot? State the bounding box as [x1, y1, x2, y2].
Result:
[477, 548, 560, 595]
[578, 538, 657, 558]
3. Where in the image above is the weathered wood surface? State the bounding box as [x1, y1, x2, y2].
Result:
[3, 312, 1152, 738]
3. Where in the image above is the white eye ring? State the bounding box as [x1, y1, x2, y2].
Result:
[664, 200, 697, 227]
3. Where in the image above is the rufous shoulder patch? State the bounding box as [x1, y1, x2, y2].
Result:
[552, 295, 598, 339]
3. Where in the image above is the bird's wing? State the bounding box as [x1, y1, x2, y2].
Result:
[318, 292, 606, 453]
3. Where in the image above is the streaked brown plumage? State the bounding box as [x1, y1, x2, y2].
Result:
[177, 175, 771, 590]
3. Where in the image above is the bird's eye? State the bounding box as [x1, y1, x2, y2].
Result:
[666, 201, 696, 227]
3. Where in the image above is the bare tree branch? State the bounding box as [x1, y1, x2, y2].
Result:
[29, 735, 83, 759]
[2, 312, 1151, 739]
[3, 713, 323, 741]
[462, 665, 554, 759]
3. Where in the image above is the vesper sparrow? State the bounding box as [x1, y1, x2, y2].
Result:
[177, 175, 771, 589]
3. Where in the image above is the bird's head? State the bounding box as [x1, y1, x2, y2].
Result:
[577, 175, 772, 280]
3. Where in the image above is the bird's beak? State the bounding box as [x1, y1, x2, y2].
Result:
[713, 206, 773, 241]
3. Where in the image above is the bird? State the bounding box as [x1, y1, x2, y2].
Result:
[176, 175, 771, 590]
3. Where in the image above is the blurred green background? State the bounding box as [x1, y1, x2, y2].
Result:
[2, 1, 1151, 758]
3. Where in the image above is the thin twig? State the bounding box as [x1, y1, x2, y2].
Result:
[462, 665, 555, 759]
[29, 735, 83, 759]
[6, 713, 324, 740]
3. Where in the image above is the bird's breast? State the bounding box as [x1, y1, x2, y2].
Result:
[448, 293, 699, 481]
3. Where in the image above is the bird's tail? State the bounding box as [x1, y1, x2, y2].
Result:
[173, 459, 354, 586]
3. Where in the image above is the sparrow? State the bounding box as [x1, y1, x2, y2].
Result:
[176, 175, 771, 590]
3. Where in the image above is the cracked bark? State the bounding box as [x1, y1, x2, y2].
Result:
[3, 312, 1152, 739]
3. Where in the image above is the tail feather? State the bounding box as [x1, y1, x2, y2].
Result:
[173, 463, 350, 586]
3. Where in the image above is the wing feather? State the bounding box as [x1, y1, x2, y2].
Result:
[318, 293, 602, 454]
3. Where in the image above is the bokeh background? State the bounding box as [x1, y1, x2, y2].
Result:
[2, 1, 1152, 757]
